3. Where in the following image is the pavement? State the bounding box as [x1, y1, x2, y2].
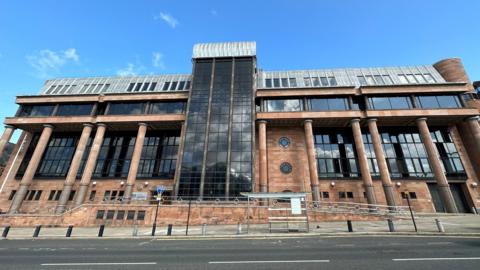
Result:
[0, 236, 480, 269]
[2, 214, 480, 239]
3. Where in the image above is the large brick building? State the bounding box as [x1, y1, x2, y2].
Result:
[0, 42, 479, 225]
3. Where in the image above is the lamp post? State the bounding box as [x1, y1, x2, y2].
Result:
[152, 186, 165, 236]
[405, 191, 417, 232]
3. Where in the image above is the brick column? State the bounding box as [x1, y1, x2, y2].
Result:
[74, 123, 107, 206]
[55, 124, 93, 213]
[258, 120, 268, 192]
[9, 124, 54, 213]
[123, 123, 148, 202]
[350, 119, 377, 205]
[0, 125, 16, 158]
[416, 118, 458, 213]
[465, 116, 480, 156]
[303, 120, 320, 202]
[367, 118, 396, 208]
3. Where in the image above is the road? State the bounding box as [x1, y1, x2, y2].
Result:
[0, 236, 479, 269]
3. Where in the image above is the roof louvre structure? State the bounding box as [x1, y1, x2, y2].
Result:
[192, 41, 256, 58]
[37, 41, 455, 96]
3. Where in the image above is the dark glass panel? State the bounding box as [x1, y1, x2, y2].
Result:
[18, 104, 55, 117]
[108, 102, 146, 115]
[150, 102, 185, 114]
[56, 103, 94, 116]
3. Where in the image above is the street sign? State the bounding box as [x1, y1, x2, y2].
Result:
[131, 192, 148, 201]
[156, 185, 166, 194]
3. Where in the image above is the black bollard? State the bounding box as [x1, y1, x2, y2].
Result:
[387, 219, 395, 232]
[98, 225, 105, 237]
[2, 226, 11, 238]
[66, 225, 73, 237]
[347, 220, 353, 232]
[167, 224, 173, 236]
[151, 224, 157, 236]
[33, 225, 42, 238]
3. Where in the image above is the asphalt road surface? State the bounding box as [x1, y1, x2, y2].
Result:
[0, 236, 479, 269]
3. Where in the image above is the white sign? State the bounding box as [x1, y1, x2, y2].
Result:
[291, 198, 302, 214]
[131, 192, 148, 201]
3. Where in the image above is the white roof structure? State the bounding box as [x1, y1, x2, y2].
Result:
[192, 41, 256, 58]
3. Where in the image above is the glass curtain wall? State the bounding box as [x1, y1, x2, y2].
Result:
[177, 57, 254, 199]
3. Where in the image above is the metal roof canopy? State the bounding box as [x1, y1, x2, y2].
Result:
[241, 192, 308, 199]
[192, 41, 256, 58]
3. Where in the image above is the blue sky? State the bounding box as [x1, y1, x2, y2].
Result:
[0, 0, 479, 141]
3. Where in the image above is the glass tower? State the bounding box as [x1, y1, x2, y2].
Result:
[176, 51, 255, 199]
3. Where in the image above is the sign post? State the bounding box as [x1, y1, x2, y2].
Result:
[152, 186, 166, 236]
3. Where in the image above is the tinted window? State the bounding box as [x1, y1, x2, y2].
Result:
[310, 98, 348, 111]
[18, 105, 55, 117]
[56, 104, 94, 116]
[266, 99, 303, 112]
[150, 102, 185, 114]
[108, 102, 146, 115]
[370, 97, 411, 110]
[437, 95, 461, 108]
[417, 96, 438, 108]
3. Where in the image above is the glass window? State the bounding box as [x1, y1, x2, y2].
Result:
[310, 98, 348, 111]
[96, 210, 105, 219]
[281, 78, 288, 87]
[149, 82, 157, 91]
[116, 210, 125, 220]
[312, 77, 321, 87]
[108, 102, 146, 115]
[374, 75, 385, 84]
[304, 77, 311, 87]
[134, 83, 142, 92]
[266, 99, 303, 112]
[127, 210, 135, 220]
[328, 98, 347, 110]
[417, 96, 439, 108]
[397, 74, 409, 84]
[265, 79, 272, 88]
[127, 83, 135, 92]
[437, 95, 461, 108]
[106, 210, 115, 219]
[320, 77, 328, 86]
[273, 78, 280, 87]
[56, 104, 94, 116]
[365, 76, 375, 85]
[357, 76, 367, 85]
[178, 81, 186, 90]
[424, 73, 436, 83]
[137, 211, 145, 220]
[280, 162, 292, 174]
[170, 81, 178, 90]
[383, 75, 393, 84]
[18, 105, 55, 117]
[163, 82, 170, 90]
[289, 78, 297, 87]
[369, 97, 390, 110]
[389, 97, 411, 109]
[415, 74, 426, 83]
[150, 102, 185, 114]
[406, 74, 417, 83]
[329, 77, 337, 86]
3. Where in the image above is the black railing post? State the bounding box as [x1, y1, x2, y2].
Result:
[186, 199, 192, 236]
[33, 225, 42, 238]
[66, 225, 73, 237]
[2, 226, 11, 238]
[98, 224, 105, 237]
[167, 224, 173, 236]
[347, 220, 353, 232]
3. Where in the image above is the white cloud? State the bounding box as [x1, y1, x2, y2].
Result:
[64, 48, 79, 62]
[210, 9, 218, 16]
[27, 48, 80, 78]
[154, 12, 178, 28]
[116, 63, 144, 77]
[152, 52, 165, 69]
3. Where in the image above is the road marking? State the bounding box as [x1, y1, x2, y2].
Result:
[209, 260, 330, 264]
[426, 242, 453, 245]
[41, 262, 157, 266]
[393, 257, 480, 261]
